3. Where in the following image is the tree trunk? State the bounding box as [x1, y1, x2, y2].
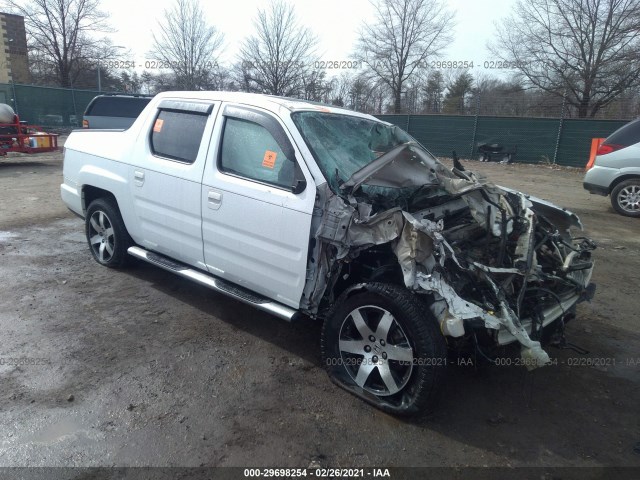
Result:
[577, 104, 588, 118]
[59, 67, 71, 88]
[394, 88, 402, 114]
[578, 91, 591, 118]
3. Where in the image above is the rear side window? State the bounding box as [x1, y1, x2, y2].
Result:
[219, 117, 293, 189]
[606, 118, 640, 146]
[85, 97, 151, 118]
[150, 110, 208, 163]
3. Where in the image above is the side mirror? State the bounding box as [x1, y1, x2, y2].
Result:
[291, 160, 307, 194]
[291, 178, 307, 194]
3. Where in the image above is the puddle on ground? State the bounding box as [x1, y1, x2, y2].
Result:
[0, 231, 18, 242]
[20, 418, 89, 445]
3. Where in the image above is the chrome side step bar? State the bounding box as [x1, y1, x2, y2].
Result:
[127, 246, 299, 322]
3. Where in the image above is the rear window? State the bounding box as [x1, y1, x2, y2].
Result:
[605, 118, 640, 146]
[150, 109, 208, 163]
[85, 97, 151, 118]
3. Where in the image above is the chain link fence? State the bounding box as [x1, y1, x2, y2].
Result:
[0, 83, 113, 129]
[376, 113, 629, 168]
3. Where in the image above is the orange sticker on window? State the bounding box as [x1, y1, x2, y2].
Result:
[262, 150, 277, 168]
[153, 118, 164, 133]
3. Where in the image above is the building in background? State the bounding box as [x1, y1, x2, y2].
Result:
[0, 12, 29, 84]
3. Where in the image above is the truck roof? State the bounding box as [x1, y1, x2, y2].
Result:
[152, 91, 379, 121]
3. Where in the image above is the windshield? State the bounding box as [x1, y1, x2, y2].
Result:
[291, 111, 415, 190]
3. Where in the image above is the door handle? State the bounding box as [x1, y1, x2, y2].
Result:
[207, 190, 222, 210]
[134, 170, 145, 186]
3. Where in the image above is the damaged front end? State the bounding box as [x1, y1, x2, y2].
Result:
[300, 141, 596, 369]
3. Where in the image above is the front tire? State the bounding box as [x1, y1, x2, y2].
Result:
[611, 179, 640, 217]
[85, 198, 132, 268]
[321, 283, 446, 416]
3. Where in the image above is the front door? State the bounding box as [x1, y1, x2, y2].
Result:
[201, 105, 315, 308]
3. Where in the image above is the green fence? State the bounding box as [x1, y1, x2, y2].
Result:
[0, 83, 631, 167]
[0, 83, 110, 128]
[376, 114, 629, 167]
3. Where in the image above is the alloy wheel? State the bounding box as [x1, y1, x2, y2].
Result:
[338, 305, 414, 396]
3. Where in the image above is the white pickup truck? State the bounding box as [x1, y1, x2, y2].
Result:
[61, 91, 596, 415]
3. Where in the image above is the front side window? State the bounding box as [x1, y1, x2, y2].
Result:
[150, 109, 208, 163]
[219, 117, 294, 189]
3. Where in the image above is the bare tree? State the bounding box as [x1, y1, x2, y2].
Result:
[6, 0, 114, 87]
[490, 0, 640, 118]
[238, 0, 318, 96]
[300, 69, 330, 102]
[345, 73, 390, 114]
[71, 41, 133, 90]
[229, 60, 254, 93]
[327, 73, 353, 107]
[150, 0, 224, 90]
[468, 74, 529, 116]
[355, 0, 455, 113]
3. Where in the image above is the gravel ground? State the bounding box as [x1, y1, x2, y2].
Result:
[0, 146, 638, 472]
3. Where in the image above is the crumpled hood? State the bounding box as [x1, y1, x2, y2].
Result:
[341, 143, 583, 236]
[340, 143, 452, 193]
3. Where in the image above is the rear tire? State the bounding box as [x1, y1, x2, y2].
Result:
[611, 179, 640, 217]
[85, 198, 132, 268]
[321, 283, 446, 416]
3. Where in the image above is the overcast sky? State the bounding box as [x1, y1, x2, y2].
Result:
[105, 0, 516, 75]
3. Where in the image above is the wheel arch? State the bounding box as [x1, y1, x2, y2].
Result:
[609, 174, 640, 194]
[328, 245, 406, 309]
[80, 181, 139, 241]
[335, 282, 375, 302]
[82, 185, 118, 214]
[331, 282, 438, 327]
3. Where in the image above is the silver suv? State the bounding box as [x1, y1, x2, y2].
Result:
[584, 118, 640, 217]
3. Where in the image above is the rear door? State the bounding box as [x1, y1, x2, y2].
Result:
[128, 99, 219, 270]
[201, 104, 316, 308]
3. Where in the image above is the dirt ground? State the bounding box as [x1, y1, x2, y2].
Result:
[0, 144, 638, 473]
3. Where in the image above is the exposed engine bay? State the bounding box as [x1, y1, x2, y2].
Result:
[299, 143, 596, 369]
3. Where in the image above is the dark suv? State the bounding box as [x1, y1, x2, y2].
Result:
[82, 94, 153, 129]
